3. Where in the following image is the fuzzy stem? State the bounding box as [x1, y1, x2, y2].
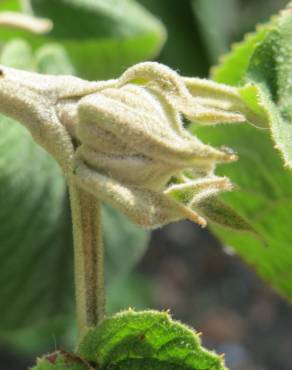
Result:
[69, 182, 105, 340]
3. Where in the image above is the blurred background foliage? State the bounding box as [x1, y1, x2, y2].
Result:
[0, 0, 291, 370]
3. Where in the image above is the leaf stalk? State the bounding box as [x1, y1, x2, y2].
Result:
[69, 182, 105, 340]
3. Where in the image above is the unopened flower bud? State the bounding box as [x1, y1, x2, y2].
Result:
[0, 62, 259, 229]
[72, 62, 241, 228]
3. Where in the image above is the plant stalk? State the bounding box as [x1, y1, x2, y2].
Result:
[69, 182, 105, 340]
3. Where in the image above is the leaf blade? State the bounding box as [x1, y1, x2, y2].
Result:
[211, 21, 274, 85]
[193, 3, 292, 301]
[78, 310, 228, 370]
[194, 123, 292, 300]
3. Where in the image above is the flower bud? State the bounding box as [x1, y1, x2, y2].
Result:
[0, 62, 262, 230]
[72, 62, 240, 228]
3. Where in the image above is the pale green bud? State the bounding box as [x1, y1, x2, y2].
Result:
[71, 62, 240, 228]
[0, 62, 257, 229]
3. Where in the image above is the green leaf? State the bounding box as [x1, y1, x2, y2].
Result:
[0, 114, 73, 331]
[194, 123, 292, 301]
[192, 0, 289, 67]
[29, 0, 163, 39]
[78, 310, 228, 370]
[194, 3, 292, 301]
[21, 0, 166, 80]
[211, 21, 273, 85]
[243, 6, 292, 168]
[0, 116, 72, 331]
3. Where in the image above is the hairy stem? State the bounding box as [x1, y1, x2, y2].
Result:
[69, 182, 105, 340]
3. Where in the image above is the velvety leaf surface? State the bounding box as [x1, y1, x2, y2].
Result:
[194, 122, 292, 300]
[211, 21, 273, 85]
[192, 0, 287, 68]
[78, 310, 227, 370]
[244, 6, 292, 168]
